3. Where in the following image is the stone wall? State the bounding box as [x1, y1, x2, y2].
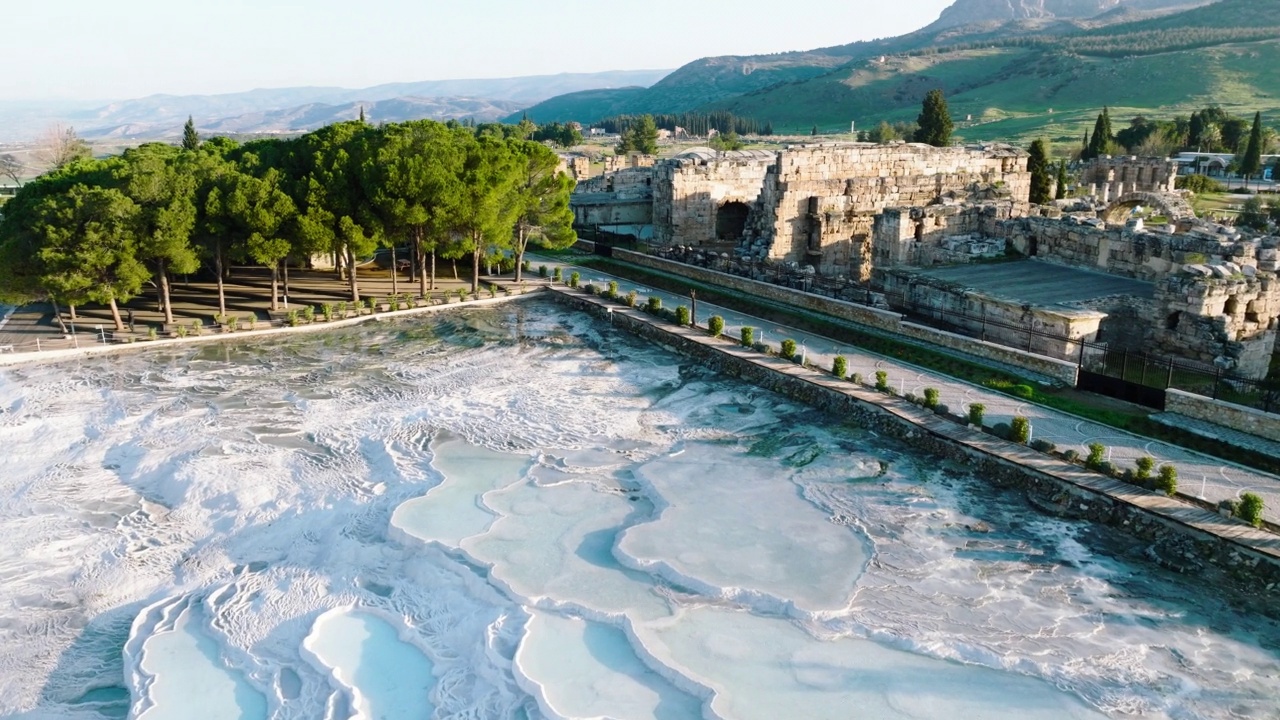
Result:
[612, 248, 1080, 384]
[652, 151, 776, 249]
[1081, 156, 1179, 199]
[603, 153, 656, 173]
[549, 288, 1280, 592]
[576, 167, 654, 198]
[1157, 270, 1280, 378]
[742, 142, 1031, 276]
[1166, 389, 1280, 442]
[877, 268, 1107, 362]
[557, 154, 591, 181]
[997, 215, 1257, 281]
[872, 203, 1018, 271]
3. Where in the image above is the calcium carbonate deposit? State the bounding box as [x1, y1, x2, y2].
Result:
[0, 299, 1276, 719]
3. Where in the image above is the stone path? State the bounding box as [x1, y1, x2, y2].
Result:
[534, 253, 1280, 525]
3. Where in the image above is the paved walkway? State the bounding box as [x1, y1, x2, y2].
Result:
[534, 253, 1280, 525]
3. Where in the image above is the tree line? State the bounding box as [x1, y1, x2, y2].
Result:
[1082, 105, 1277, 161]
[597, 111, 774, 138]
[0, 118, 576, 332]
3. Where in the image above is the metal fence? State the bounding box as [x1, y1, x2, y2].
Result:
[886, 290, 1280, 414]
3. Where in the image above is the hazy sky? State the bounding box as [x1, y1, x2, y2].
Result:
[2, 0, 954, 101]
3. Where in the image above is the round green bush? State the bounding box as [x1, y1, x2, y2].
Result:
[1010, 416, 1030, 444]
[569, 271, 580, 288]
[708, 315, 725, 337]
[832, 355, 847, 379]
[675, 306, 691, 326]
[968, 403, 985, 427]
[923, 388, 940, 410]
[1134, 456, 1155, 482]
[780, 339, 797, 360]
[875, 371, 889, 391]
[1156, 465, 1178, 496]
[1086, 443, 1106, 469]
[1237, 493, 1265, 527]
[740, 326, 755, 347]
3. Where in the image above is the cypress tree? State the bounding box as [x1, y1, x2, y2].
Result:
[1028, 140, 1053, 205]
[182, 116, 200, 151]
[359, 106, 366, 124]
[1240, 111, 1264, 188]
[1086, 107, 1114, 160]
[915, 89, 954, 147]
[1188, 111, 1204, 149]
[1082, 130, 1090, 157]
[1055, 161, 1070, 200]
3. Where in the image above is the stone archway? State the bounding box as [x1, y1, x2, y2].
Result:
[715, 201, 751, 242]
[1102, 191, 1195, 225]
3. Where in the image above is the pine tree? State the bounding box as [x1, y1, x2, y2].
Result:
[915, 89, 954, 147]
[1240, 111, 1264, 189]
[359, 106, 365, 124]
[1055, 161, 1069, 200]
[1082, 130, 1090, 156]
[182, 116, 200, 151]
[1028, 140, 1053, 205]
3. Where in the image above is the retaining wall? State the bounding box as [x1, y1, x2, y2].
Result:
[1166, 389, 1280, 443]
[611, 248, 1080, 385]
[550, 288, 1280, 592]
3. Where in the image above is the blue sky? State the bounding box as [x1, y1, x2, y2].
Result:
[3, 1, 954, 101]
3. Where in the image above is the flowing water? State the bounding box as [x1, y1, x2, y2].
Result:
[0, 299, 1276, 720]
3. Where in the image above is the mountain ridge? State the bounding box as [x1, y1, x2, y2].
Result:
[0, 69, 671, 142]
[514, 0, 1222, 127]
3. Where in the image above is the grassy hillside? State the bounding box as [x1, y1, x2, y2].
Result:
[515, 14, 1103, 124]
[703, 0, 1280, 143]
[520, 0, 1280, 145]
[508, 87, 649, 124]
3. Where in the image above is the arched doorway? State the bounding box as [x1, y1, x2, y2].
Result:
[716, 201, 751, 242]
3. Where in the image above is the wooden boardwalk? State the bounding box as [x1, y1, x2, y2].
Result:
[553, 287, 1280, 564]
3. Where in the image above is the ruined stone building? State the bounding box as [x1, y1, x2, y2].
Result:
[1079, 155, 1178, 201]
[651, 143, 1031, 281]
[574, 147, 1279, 379]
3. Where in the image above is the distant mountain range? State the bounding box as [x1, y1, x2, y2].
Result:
[0, 70, 671, 142]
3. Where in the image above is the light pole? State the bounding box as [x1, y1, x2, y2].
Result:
[69, 317, 78, 349]
[96, 325, 105, 345]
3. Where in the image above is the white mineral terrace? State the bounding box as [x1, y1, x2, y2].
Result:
[0, 286, 1275, 719]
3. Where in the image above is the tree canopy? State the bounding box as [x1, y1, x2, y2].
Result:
[0, 118, 578, 322]
[616, 115, 659, 155]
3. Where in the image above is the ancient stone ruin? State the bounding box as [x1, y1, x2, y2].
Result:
[573, 145, 1279, 379]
